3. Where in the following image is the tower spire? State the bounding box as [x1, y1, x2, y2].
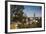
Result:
[34, 13, 35, 17]
[34, 12, 35, 19]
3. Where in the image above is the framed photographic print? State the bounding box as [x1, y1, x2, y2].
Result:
[5, 1, 45, 33]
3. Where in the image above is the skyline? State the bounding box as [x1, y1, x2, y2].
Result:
[23, 5, 42, 17]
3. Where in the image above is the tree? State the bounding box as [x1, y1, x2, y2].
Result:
[10, 5, 24, 23]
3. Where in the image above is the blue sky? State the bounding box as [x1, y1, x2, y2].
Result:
[23, 5, 42, 17]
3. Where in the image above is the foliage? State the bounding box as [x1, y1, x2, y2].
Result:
[10, 5, 25, 23]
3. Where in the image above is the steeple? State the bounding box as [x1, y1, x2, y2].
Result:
[34, 13, 35, 17]
[34, 13, 35, 19]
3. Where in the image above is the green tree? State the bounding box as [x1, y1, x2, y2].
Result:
[10, 5, 24, 22]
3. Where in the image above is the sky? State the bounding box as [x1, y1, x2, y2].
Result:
[23, 5, 42, 17]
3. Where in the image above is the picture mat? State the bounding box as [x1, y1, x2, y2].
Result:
[8, 2, 44, 32]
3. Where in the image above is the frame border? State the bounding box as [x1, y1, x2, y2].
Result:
[5, 1, 45, 33]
